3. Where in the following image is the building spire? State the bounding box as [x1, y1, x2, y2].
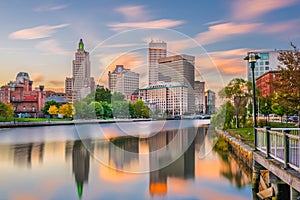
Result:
[79, 39, 84, 50]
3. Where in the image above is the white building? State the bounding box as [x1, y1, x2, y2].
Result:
[139, 81, 188, 116]
[65, 39, 95, 103]
[246, 50, 285, 81]
[148, 41, 167, 86]
[108, 65, 139, 95]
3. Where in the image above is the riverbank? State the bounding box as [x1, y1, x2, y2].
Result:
[0, 118, 152, 128]
[215, 128, 253, 169]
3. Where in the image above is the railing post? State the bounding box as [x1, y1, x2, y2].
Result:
[266, 126, 271, 158]
[283, 132, 289, 169]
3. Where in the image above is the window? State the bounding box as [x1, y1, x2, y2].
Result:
[260, 61, 264, 65]
[265, 67, 269, 70]
[23, 106, 26, 111]
[265, 61, 269, 65]
[260, 53, 269, 60]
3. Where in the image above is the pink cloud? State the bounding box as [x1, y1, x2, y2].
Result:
[9, 24, 69, 40]
[195, 22, 261, 45]
[115, 5, 150, 21]
[35, 40, 71, 56]
[232, 0, 298, 20]
[108, 19, 185, 31]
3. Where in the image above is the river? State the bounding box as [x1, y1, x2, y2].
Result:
[0, 120, 253, 199]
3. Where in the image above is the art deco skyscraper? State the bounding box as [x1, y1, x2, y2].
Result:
[148, 41, 167, 86]
[65, 39, 95, 102]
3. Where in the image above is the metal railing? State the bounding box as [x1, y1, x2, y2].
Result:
[256, 127, 300, 171]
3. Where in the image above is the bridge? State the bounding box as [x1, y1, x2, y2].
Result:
[253, 127, 300, 199]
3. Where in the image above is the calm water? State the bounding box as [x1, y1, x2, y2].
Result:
[0, 120, 253, 200]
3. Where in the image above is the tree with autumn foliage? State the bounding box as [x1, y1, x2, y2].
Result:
[272, 43, 300, 126]
[59, 103, 74, 118]
[48, 105, 59, 117]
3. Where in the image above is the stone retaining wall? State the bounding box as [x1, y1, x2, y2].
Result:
[215, 128, 253, 169]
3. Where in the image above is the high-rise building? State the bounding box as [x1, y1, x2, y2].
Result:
[65, 39, 95, 103]
[108, 65, 139, 95]
[205, 90, 216, 114]
[246, 50, 286, 82]
[139, 81, 188, 116]
[148, 41, 167, 86]
[194, 81, 205, 114]
[158, 54, 195, 112]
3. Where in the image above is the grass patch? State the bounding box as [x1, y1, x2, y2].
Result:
[228, 128, 254, 147]
[0, 117, 72, 122]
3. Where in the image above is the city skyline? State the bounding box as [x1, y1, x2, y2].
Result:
[1, 1, 300, 93]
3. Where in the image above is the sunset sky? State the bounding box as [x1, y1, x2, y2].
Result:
[1, 0, 300, 93]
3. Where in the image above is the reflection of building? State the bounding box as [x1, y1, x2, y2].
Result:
[256, 71, 281, 97]
[205, 90, 215, 114]
[0, 72, 46, 117]
[139, 81, 188, 116]
[65, 39, 95, 103]
[194, 81, 205, 114]
[148, 41, 167, 86]
[148, 128, 196, 196]
[108, 137, 139, 170]
[108, 65, 140, 96]
[158, 55, 195, 112]
[72, 140, 90, 199]
[13, 142, 44, 168]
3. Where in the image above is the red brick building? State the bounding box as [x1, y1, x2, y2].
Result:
[0, 72, 46, 118]
[256, 71, 281, 97]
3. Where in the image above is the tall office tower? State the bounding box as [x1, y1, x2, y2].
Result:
[205, 90, 216, 114]
[246, 50, 287, 81]
[148, 41, 167, 86]
[108, 65, 139, 95]
[158, 55, 195, 112]
[65, 39, 95, 102]
[194, 81, 205, 114]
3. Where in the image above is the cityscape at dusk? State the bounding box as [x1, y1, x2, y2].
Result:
[0, 1, 300, 200]
[1, 0, 300, 93]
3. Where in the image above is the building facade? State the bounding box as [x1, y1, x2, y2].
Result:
[205, 90, 216, 114]
[0, 72, 46, 117]
[158, 54, 195, 112]
[246, 50, 286, 82]
[108, 65, 139, 96]
[65, 39, 95, 103]
[139, 81, 188, 116]
[256, 71, 281, 97]
[148, 41, 167, 86]
[194, 81, 205, 114]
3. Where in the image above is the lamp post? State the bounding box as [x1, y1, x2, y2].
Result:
[244, 52, 260, 150]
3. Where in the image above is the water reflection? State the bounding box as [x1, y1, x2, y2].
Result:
[0, 123, 252, 199]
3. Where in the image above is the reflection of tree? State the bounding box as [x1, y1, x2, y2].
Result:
[213, 138, 251, 188]
[72, 140, 90, 199]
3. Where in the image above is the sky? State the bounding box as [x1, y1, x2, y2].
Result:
[1, 0, 300, 94]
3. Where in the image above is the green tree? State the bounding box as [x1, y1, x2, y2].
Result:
[95, 88, 112, 103]
[219, 78, 252, 128]
[211, 101, 234, 129]
[112, 101, 130, 118]
[101, 101, 113, 118]
[111, 92, 125, 102]
[42, 100, 61, 115]
[89, 101, 104, 118]
[133, 99, 150, 118]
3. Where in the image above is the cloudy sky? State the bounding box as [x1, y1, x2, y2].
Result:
[1, 0, 300, 93]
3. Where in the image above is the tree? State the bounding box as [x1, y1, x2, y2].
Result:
[219, 78, 252, 128]
[101, 101, 113, 118]
[59, 103, 74, 118]
[133, 99, 150, 118]
[112, 101, 130, 118]
[0, 102, 14, 119]
[95, 88, 112, 103]
[48, 105, 59, 117]
[89, 101, 104, 118]
[111, 92, 125, 102]
[273, 43, 300, 126]
[42, 100, 61, 115]
[211, 101, 234, 129]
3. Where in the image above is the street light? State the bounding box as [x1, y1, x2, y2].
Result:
[244, 52, 260, 150]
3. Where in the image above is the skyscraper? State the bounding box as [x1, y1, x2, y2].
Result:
[194, 81, 205, 114]
[148, 41, 167, 86]
[158, 54, 195, 112]
[65, 39, 95, 102]
[108, 65, 139, 95]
